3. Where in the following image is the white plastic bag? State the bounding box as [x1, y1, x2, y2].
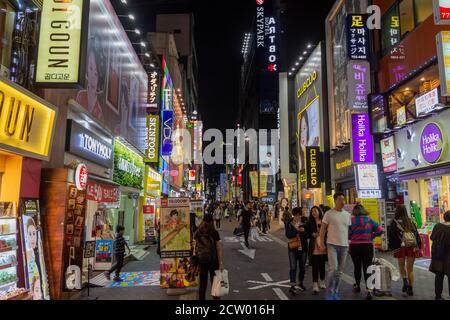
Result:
[211, 270, 229, 297]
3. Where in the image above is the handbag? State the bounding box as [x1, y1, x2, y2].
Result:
[288, 235, 300, 250]
[394, 220, 418, 248]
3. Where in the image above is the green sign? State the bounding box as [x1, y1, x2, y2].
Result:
[113, 140, 144, 189]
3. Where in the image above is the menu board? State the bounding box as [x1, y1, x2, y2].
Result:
[63, 184, 87, 291]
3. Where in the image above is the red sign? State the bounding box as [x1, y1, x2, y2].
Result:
[143, 205, 155, 214]
[86, 181, 120, 203]
[256, 0, 264, 5]
[75, 164, 88, 191]
[188, 170, 196, 181]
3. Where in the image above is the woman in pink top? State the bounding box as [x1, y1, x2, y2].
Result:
[349, 204, 383, 300]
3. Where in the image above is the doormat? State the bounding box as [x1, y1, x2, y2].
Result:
[414, 259, 431, 271]
[107, 271, 160, 288]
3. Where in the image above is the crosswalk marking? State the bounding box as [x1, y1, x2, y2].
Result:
[224, 235, 273, 243]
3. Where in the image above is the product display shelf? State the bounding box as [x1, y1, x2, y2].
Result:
[0, 246, 17, 253]
[0, 263, 17, 271]
[0, 232, 18, 237]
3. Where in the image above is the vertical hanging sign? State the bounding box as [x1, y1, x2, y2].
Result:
[346, 14, 370, 60]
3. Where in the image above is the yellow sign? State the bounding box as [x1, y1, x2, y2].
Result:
[0, 79, 57, 160]
[297, 71, 317, 98]
[144, 166, 161, 197]
[336, 159, 352, 170]
[36, 0, 84, 84]
[351, 15, 364, 27]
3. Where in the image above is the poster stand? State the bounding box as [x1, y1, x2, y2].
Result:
[83, 241, 97, 300]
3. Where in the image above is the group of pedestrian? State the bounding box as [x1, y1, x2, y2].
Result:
[236, 200, 274, 248]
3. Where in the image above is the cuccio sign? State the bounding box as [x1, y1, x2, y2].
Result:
[75, 163, 88, 191]
[420, 122, 446, 164]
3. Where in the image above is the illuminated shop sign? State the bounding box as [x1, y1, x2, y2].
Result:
[347, 61, 371, 110]
[66, 120, 114, 168]
[36, 0, 87, 86]
[351, 113, 374, 163]
[434, 0, 450, 24]
[336, 159, 352, 170]
[346, 14, 370, 60]
[297, 71, 317, 99]
[416, 88, 440, 117]
[161, 110, 174, 156]
[381, 136, 397, 173]
[305, 146, 323, 189]
[265, 16, 278, 72]
[145, 115, 160, 163]
[147, 71, 161, 112]
[420, 122, 445, 164]
[0, 79, 57, 160]
[356, 164, 380, 191]
[256, 1, 265, 48]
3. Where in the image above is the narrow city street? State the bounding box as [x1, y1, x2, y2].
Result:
[78, 219, 446, 301]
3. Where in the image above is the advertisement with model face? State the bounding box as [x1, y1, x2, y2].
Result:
[21, 199, 50, 300]
[295, 44, 323, 177]
[75, 0, 147, 154]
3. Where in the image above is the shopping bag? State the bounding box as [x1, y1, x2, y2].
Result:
[211, 270, 229, 297]
[211, 271, 222, 297]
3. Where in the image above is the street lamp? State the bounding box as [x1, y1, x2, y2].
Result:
[125, 29, 141, 35]
[118, 14, 135, 21]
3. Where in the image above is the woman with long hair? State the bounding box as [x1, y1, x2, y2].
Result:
[194, 214, 224, 300]
[349, 204, 382, 300]
[388, 204, 422, 296]
[306, 206, 327, 294]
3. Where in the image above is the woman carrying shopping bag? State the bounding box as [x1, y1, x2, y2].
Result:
[193, 213, 224, 300]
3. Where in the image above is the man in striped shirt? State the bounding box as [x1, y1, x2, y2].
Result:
[104, 225, 131, 282]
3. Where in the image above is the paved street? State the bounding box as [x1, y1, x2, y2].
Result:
[77, 219, 447, 300]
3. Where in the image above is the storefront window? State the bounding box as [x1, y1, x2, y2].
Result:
[414, 0, 433, 25]
[387, 64, 443, 128]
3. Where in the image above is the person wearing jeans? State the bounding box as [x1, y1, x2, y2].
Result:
[306, 206, 327, 294]
[285, 207, 309, 294]
[319, 192, 351, 300]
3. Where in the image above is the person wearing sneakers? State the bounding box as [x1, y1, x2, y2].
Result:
[306, 206, 327, 294]
[318, 192, 351, 300]
[285, 207, 309, 295]
[104, 225, 131, 282]
[349, 204, 383, 300]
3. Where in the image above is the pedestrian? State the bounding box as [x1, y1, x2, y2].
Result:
[306, 206, 327, 294]
[268, 207, 273, 232]
[318, 192, 351, 300]
[104, 225, 131, 282]
[429, 210, 450, 300]
[239, 201, 254, 248]
[388, 204, 422, 296]
[228, 202, 234, 222]
[349, 204, 383, 300]
[260, 205, 268, 234]
[194, 213, 224, 300]
[214, 205, 222, 230]
[285, 207, 309, 294]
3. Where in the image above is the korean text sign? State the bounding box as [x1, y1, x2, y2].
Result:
[347, 14, 370, 60]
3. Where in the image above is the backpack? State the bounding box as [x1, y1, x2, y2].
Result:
[195, 231, 217, 264]
[394, 219, 417, 248]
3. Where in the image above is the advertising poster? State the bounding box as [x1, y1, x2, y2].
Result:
[63, 184, 87, 291]
[143, 205, 156, 242]
[75, 0, 147, 154]
[298, 97, 321, 173]
[381, 136, 397, 173]
[160, 257, 197, 289]
[190, 200, 204, 224]
[21, 199, 50, 300]
[159, 198, 191, 258]
[356, 164, 380, 190]
[259, 145, 277, 194]
[95, 240, 114, 269]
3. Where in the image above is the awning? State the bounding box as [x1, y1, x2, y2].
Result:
[398, 164, 450, 181]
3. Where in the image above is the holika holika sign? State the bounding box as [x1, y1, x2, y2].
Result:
[36, 0, 87, 86]
[0, 78, 57, 160]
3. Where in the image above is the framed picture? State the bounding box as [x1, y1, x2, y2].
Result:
[69, 186, 77, 199]
[68, 199, 76, 210]
[67, 224, 74, 235]
[74, 228, 83, 237]
[76, 194, 85, 204]
[75, 216, 84, 227]
[66, 235, 74, 246]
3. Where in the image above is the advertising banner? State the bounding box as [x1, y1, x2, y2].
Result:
[305, 147, 324, 189]
[144, 166, 161, 198]
[358, 199, 382, 248]
[143, 205, 156, 242]
[145, 115, 160, 163]
[0, 79, 57, 161]
[346, 14, 370, 60]
[352, 113, 374, 163]
[415, 88, 440, 117]
[161, 110, 174, 156]
[356, 164, 380, 199]
[74, 0, 148, 154]
[86, 181, 120, 203]
[66, 120, 114, 168]
[259, 145, 276, 194]
[113, 140, 144, 189]
[20, 199, 50, 300]
[381, 136, 397, 173]
[36, 0, 87, 86]
[395, 108, 450, 172]
[347, 61, 371, 110]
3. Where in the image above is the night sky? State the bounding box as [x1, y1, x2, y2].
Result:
[119, 0, 335, 181]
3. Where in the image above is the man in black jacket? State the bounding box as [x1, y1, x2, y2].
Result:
[239, 201, 254, 248]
